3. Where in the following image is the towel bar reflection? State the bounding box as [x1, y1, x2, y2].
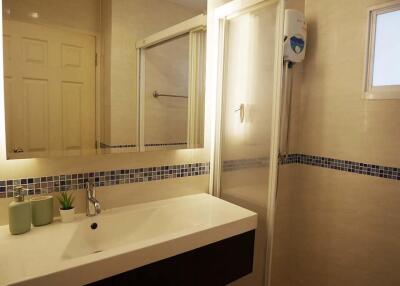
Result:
[153, 91, 188, 99]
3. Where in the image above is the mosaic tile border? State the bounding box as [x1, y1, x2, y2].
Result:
[223, 154, 400, 181]
[0, 162, 210, 198]
[145, 142, 187, 147]
[99, 142, 187, 149]
[2, 153, 396, 199]
[100, 143, 137, 149]
[280, 154, 400, 181]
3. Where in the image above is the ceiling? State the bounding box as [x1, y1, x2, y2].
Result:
[166, 0, 207, 12]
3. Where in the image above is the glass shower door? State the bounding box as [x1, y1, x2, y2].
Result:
[143, 35, 190, 151]
[217, 1, 282, 285]
[137, 26, 206, 152]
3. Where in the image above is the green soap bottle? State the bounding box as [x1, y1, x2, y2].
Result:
[9, 187, 32, 235]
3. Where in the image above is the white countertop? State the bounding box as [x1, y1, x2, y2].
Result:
[0, 194, 257, 286]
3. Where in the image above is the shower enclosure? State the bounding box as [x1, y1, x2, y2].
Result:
[212, 0, 285, 285]
[137, 15, 206, 151]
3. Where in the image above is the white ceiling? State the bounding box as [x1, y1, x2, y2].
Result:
[166, 0, 207, 12]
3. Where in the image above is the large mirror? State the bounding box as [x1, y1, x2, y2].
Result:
[2, 0, 207, 159]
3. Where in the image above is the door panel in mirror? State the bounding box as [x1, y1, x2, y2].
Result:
[3, 19, 96, 158]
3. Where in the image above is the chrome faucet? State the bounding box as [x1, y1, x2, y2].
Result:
[85, 181, 101, 216]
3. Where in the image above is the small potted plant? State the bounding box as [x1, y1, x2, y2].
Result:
[58, 191, 75, 223]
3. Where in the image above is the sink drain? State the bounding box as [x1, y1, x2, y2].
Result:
[90, 222, 98, 230]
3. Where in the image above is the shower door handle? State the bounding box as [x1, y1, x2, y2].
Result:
[235, 104, 245, 123]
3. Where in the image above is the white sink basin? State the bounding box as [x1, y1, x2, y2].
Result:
[63, 205, 201, 259]
[0, 193, 257, 286]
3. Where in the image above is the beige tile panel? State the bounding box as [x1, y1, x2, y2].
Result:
[270, 165, 299, 286]
[271, 164, 400, 286]
[294, 0, 400, 167]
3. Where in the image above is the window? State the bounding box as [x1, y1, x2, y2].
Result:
[365, 2, 400, 99]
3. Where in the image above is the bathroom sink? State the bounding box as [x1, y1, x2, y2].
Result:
[63, 205, 201, 259]
[0, 194, 257, 286]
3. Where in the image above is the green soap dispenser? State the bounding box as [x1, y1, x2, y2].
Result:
[8, 186, 32, 235]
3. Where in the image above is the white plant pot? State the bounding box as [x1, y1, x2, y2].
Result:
[59, 208, 75, 223]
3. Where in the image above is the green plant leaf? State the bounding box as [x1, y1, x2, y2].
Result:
[58, 191, 75, 210]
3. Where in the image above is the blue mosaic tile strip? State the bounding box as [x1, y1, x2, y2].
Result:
[279, 154, 300, 165]
[0, 162, 210, 199]
[145, 142, 187, 147]
[100, 143, 137, 149]
[280, 154, 400, 181]
[223, 157, 269, 171]
[99, 142, 187, 149]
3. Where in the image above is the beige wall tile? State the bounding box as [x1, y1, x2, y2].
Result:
[274, 165, 400, 286]
[270, 165, 300, 286]
[295, 0, 400, 167]
[273, 0, 400, 285]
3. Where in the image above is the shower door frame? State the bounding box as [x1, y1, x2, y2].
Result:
[210, 0, 285, 285]
[136, 14, 206, 152]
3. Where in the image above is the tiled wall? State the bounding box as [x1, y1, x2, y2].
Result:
[294, 0, 400, 167]
[271, 0, 400, 285]
[4, 151, 393, 199]
[280, 154, 400, 181]
[0, 162, 210, 198]
[272, 163, 400, 286]
[221, 154, 400, 182]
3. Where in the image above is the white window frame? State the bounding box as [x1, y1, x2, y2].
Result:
[365, 1, 400, 100]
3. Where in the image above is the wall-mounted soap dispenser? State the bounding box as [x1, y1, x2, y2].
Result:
[8, 187, 32, 235]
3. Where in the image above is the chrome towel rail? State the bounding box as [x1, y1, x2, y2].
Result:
[153, 91, 188, 99]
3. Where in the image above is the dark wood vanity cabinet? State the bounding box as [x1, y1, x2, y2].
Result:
[88, 230, 255, 286]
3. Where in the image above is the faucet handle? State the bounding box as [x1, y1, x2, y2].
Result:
[94, 202, 101, 215]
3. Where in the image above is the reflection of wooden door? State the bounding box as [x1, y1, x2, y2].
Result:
[3, 20, 96, 158]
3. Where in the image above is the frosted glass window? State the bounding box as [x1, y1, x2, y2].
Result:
[365, 4, 400, 99]
[372, 9, 400, 86]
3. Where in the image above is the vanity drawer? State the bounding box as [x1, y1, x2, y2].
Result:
[88, 230, 255, 286]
